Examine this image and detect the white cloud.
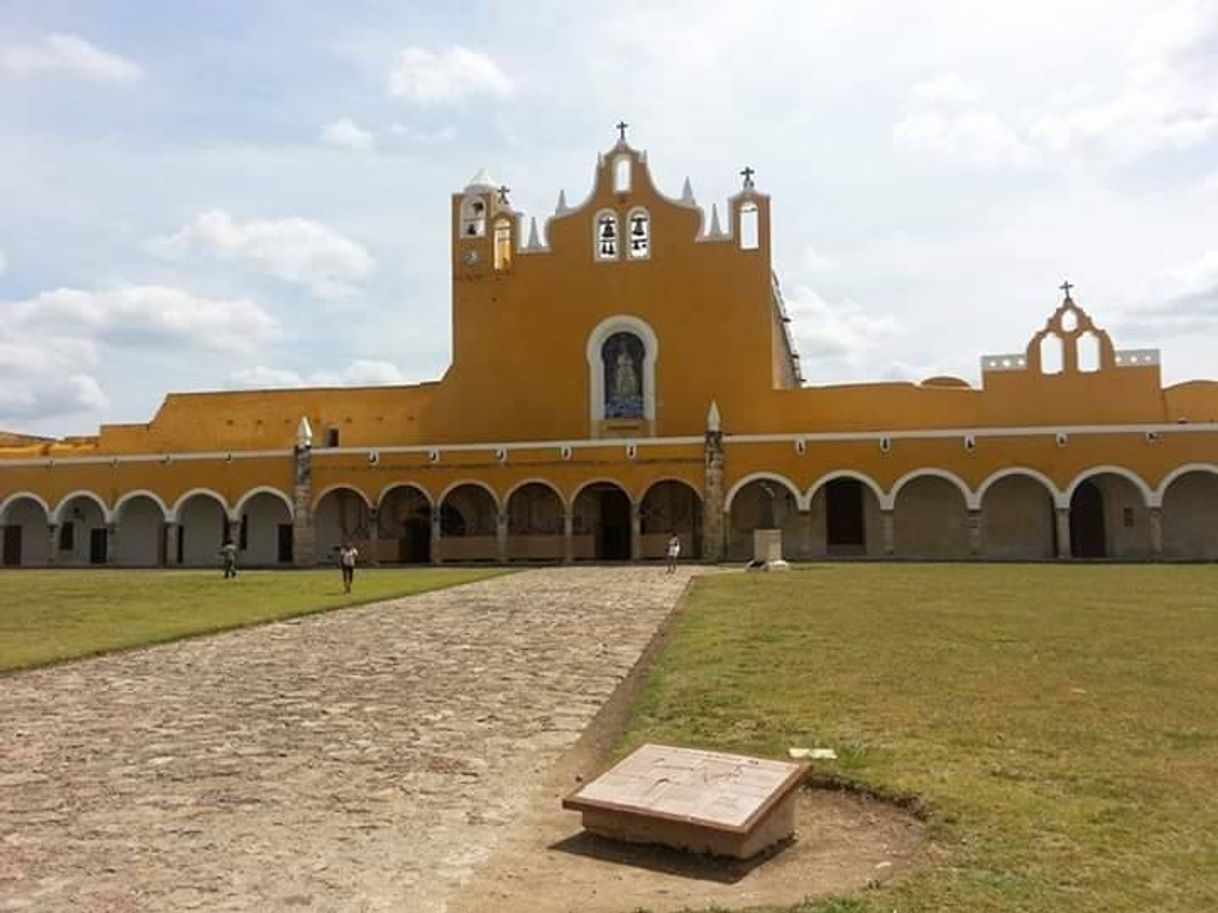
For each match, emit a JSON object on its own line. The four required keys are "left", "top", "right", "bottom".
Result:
{"left": 784, "top": 286, "right": 901, "bottom": 371}
{"left": 388, "top": 46, "right": 513, "bottom": 105}
{"left": 231, "top": 359, "right": 408, "bottom": 389}
{"left": 0, "top": 285, "right": 275, "bottom": 421}
{"left": 1118, "top": 249, "right": 1218, "bottom": 336}
{"left": 389, "top": 123, "right": 457, "bottom": 144}
{"left": 1202, "top": 171, "right": 1218, "bottom": 192}
{"left": 321, "top": 118, "right": 375, "bottom": 151}
{"left": 2, "top": 33, "right": 143, "bottom": 83}
{"left": 0, "top": 248, "right": 7, "bottom": 276}
{"left": 908, "top": 72, "right": 982, "bottom": 107}
{"left": 149, "top": 210, "right": 375, "bottom": 299}
{"left": 894, "top": 75, "right": 1038, "bottom": 167}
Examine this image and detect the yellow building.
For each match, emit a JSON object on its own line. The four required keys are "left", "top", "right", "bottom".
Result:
{"left": 2, "top": 133, "right": 1217, "bottom": 568}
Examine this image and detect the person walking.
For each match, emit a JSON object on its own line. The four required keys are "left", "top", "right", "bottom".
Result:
{"left": 219, "top": 541, "right": 238, "bottom": 579}
{"left": 665, "top": 532, "right": 681, "bottom": 574}
{"left": 338, "top": 542, "right": 359, "bottom": 593}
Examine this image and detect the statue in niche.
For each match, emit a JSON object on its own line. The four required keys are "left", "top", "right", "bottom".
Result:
{"left": 603, "top": 332, "right": 644, "bottom": 419}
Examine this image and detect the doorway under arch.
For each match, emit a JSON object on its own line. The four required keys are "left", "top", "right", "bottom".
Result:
{"left": 573, "top": 482, "right": 632, "bottom": 561}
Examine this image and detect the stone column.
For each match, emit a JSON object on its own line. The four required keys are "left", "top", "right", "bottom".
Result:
{"left": 1149, "top": 506, "right": 1164, "bottom": 560}
{"left": 562, "top": 510, "right": 574, "bottom": 564}
{"left": 1055, "top": 507, "right": 1071, "bottom": 559}
{"left": 162, "top": 521, "right": 178, "bottom": 566}
{"left": 106, "top": 522, "right": 120, "bottom": 566}
{"left": 703, "top": 429, "right": 726, "bottom": 562}
{"left": 226, "top": 518, "right": 241, "bottom": 546}
{"left": 431, "top": 507, "right": 443, "bottom": 565}
{"left": 798, "top": 509, "right": 814, "bottom": 560}
{"left": 496, "top": 510, "right": 508, "bottom": 564}
{"left": 881, "top": 509, "right": 896, "bottom": 557}
{"left": 292, "top": 444, "right": 315, "bottom": 568}
{"left": 367, "top": 508, "right": 380, "bottom": 567}
{"left": 967, "top": 509, "right": 983, "bottom": 558}
{"left": 630, "top": 502, "right": 642, "bottom": 561}
{"left": 46, "top": 522, "right": 58, "bottom": 566}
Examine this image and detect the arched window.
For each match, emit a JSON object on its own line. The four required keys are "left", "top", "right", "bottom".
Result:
{"left": 738, "top": 202, "right": 759, "bottom": 250}
{"left": 602, "top": 331, "right": 645, "bottom": 419}
{"left": 627, "top": 208, "right": 650, "bottom": 259}
{"left": 1040, "top": 334, "right": 1063, "bottom": 374}
{"left": 493, "top": 218, "right": 512, "bottom": 270}
{"left": 614, "top": 156, "right": 631, "bottom": 193}
{"left": 595, "top": 210, "right": 619, "bottom": 260}
{"left": 460, "top": 195, "right": 486, "bottom": 238}
{"left": 1077, "top": 330, "right": 1100, "bottom": 372}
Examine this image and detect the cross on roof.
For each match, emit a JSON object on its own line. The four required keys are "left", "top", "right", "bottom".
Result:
{"left": 616, "top": 121, "right": 629, "bottom": 142}
{"left": 1060, "top": 280, "right": 1074, "bottom": 297}
{"left": 741, "top": 166, "right": 755, "bottom": 188}
{"left": 497, "top": 185, "right": 510, "bottom": 203}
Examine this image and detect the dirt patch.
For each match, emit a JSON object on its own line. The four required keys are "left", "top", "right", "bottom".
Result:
{"left": 451, "top": 577, "right": 933, "bottom": 913}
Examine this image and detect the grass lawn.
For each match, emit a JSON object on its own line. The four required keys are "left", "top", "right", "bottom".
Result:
{"left": 622, "top": 563, "right": 1218, "bottom": 913}
{"left": 0, "top": 566, "right": 509, "bottom": 673}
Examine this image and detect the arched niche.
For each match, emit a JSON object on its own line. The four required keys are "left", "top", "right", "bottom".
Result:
{"left": 726, "top": 476, "right": 803, "bottom": 562}
{"left": 238, "top": 490, "right": 294, "bottom": 566}
{"left": 640, "top": 479, "right": 701, "bottom": 560}
{"left": 1, "top": 494, "right": 50, "bottom": 567}
{"left": 807, "top": 473, "right": 885, "bottom": 558}
{"left": 1068, "top": 471, "right": 1151, "bottom": 559}
{"left": 586, "top": 315, "right": 659, "bottom": 426}
{"left": 978, "top": 472, "right": 1057, "bottom": 559}
{"left": 53, "top": 492, "right": 110, "bottom": 566}
{"left": 314, "top": 486, "right": 373, "bottom": 566}
{"left": 506, "top": 481, "right": 564, "bottom": 561}
{"left": 1160, "top": 468, "right": 1218, "bottom": 560}
{"left": 438, "top": 483, "right": 498, "bottom": 562}
{"left": 115, "top": 493, "right": 169, "bottom": 567}
{"left": 378, "top": 484, "right": 433, "bottom": 564}
{"left": 176, "top": 491, "right": 229, "bottom": 567}
{"left": 572, "top": 481, "right": 632, "bottom": 561}
{"left": 892, "top": 474, "right": 969, "bottom": 558}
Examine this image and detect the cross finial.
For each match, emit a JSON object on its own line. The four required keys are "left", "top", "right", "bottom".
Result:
{"left": 497, "top": 185, "right": 510, "bottom": 203}
{"left": 1060, "top": 279, "right": 1074, "bottom": 298}
{"left": 616, "top": 121, "right": 628, "bottom": 142}
{"left": 740, "top": 166, "right": 755, "bottom": 189}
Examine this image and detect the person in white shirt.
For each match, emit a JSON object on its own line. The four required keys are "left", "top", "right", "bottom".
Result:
{"left": 665, "top": 532, "right": 681, "bottom": 574}
{"left": 338, "top": 542, "right": 359, "bottom": 593}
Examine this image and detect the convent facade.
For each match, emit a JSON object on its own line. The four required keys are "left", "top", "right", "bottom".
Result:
{"left": 2, "top": 133, "right": 1217, "bottom": 568}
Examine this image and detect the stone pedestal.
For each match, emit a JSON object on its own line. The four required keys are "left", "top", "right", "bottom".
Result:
{"left": 748, "top": 528, "right": 789, "bottom": 571}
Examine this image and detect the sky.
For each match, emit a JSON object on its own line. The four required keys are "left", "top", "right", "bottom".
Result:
{"left": 1, "top": 0, "right": 1216, "bottom": 437}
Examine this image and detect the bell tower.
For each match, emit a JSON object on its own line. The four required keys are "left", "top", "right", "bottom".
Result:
{"left": 451, "top": 169, "right": 516, "bottom": 278}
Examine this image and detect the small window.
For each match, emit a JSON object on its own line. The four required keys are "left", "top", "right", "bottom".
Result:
{"left": 627, "top": 208, "right": 650, "bottom": 259}
{"left": 614, "top": 156, "right": 631, "bottom": 193}
{"left": 595, "top": 211, "right": 619, "bottom": 260}
{"left": 493, "top": 219, "right": 512, "bottom": 270}
{"left": 325, "top": 427, "right": 340, "bottom": 448}
{"left": 460, "top": 195, "right": 486, "bottom": 238}
{"left": 739, "top": 202, "right": 759, "bottom": 250}
{"left": 59, "top": 521, "right": 75, "bottom": 551}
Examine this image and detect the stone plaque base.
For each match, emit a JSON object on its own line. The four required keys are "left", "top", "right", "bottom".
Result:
{"left": 748, "top": 529, "right": 789, "bottom": 571}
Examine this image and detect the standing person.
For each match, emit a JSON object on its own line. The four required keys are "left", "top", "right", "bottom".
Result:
{"left": 219, "top": 540, "right": 238, "bottom": 579}
{"left": 665, "top": 532, "right": 681, "bottom": 574}
{"left": 338, "top": 542, "right": 359, "bottom": 593}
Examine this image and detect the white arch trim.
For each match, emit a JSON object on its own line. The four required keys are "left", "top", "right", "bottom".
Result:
{"left": 311, "top": 483, "right": 374, "bottom": 512}
{"left": 1155, "top": 463, "right": 1218, "bottom": 503}
{"left": 639, "top": 476, "right": 704, "bottom": 505}
{"left": 504, "top": 477, "right": 568, "bottom": 510}
{"left": 887, "top": 468, "right": 975, "bottom": 511}
{"left": 723, "top": 472, "right": 806, "bottom": 513}
{"left": 1065, "top": 465, "right": 1156, "bottom": 508}
{"left": 52, "top": 489, "right": 113, "bottom": 524}
{"left": 805, "top": 470, "right": 886, "bottom": 509}
{"left": 975, "top": 467, "right": 1066, "bottom": 510}
{"left": 0, "top": 491, "right": 51, "bottom": 522}
{"left": 113, "top": 489, "right": 171, "bottom": 521}
{"left": 571, "top": 477, "right": 636, "bottom": 507}
{"left": 437, "top": 479, "right": 502, "bottom": 512}
{"left": 170, "top": 488, "right": 231, "bottom": 522}
{"left": 586, "top": 314, "right": 660, "bottom": 425}
{"left": 376, "top": 480, "right": 434, "bottom": 508}
{"left": 233, "top": 486, "right": 295, "bottom": 518}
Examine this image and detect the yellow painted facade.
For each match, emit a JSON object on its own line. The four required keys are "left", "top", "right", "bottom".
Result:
{"left": 2, "top": 136, "right": 1217, "bottom": 566}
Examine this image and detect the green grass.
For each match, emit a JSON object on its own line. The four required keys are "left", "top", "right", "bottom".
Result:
{"left": 622, "top": 564, "right": 1218, "bottom": 913}
{"left": 0, "top": 566, "right": 509, "bottom": 672}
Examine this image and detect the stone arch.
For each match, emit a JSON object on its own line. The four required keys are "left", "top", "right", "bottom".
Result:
{"left": 586, "top": 315, "right": 659, "bottom": 424}
{"left": 114, "top": 491, "right": 169, "bottom": 567}
{"left": 377, "top": 483, "right": 433, "bottom": 564}
{"left": 506, "top": 481, "right": 565, "bottom": 561}
{"left": 572, "top": 479, "right": 633, "bottom": 561}
{"left": 52, "top": 489, "right": 112, "bottom": 524}
{"left": 174, "top": 490, "right": 230, "bottom": 567}
{"left": 1158, "top": 465, "right": 1218, "bottom": 560}
{"left": 505, "top": 477, "right": 568, "bottom": 512}
{"left": 640, "top": 479, "right": 702, "bottom": 560}
{"left": 977, "top": 470, "right": 1058, "bottom": 559}
{"left": 0, "top": 493, "right": 50, "bottom": 566}
{"left": 892, "top": 473, "right": 970, "bottom": 558}
{"left": 887, "top": 468, "right": 975, "bottom": 511}
{"left": 51, "top": 491, "right": 111, "bottom": 566}
{"left": 233, "top": 486, "right": 293, "bottom": 518}
{"left": 806, "top": 470, "right": 885, "bottom": 558}
{"left": 236, "top": 489, "right": 294, "bottom": 566}
{"left": 1067, "top": 468, "right": 1153, "bottom": 558}
{"left": 438, "top": 482, "right": 499, "bottom": 562}
{"left": 314, "top": 485, "right": 374, "bottom": 565}
{"left": 726, "top": 475, "right": 804, "bottom": 561}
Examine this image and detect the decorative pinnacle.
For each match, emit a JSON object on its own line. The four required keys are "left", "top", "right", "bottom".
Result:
{"left": 740, "top": 166, "right": 755, "bottom": 189}
{"left": 296, "top": 416, "right": 313, "bottom": 448}
{"left": 616, "top": 120, "right": 629, "bottom": 142}
{"left": 1060, "top": 279, "right": 1074, "bottom": 299}
{"left": 707, "top": 400, "right": 721, "bottom": 433}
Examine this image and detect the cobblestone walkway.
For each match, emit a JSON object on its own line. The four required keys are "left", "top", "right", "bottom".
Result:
{"left": 1, "top": 567, "right": 698, "bottom": 912}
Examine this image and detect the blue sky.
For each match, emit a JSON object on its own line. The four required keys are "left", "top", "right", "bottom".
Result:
{"left": 2, "top": 1, "right": 1216, "bottom": 435}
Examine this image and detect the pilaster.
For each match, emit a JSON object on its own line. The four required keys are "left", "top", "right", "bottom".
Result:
{"left": 880, "top": 509, "right": 896, "bottom": 557}
{"left": 106, "top": 522, "right": 119, "bottom": 565}
{"left": 1149, "top": 506, "right": 1164, "bottom": 559}
{"left": 562, "top": 510, "right": 574, "bottom": 564}
{"left": 46, "top": 522, "right": 58, "bottom": 566}
{"left": 1055, "top": 507, "right": 1071, "bottom": 559}
{"left": 431, "top": 507, "right": 443, "bottom": 565}
{"left": 292, "top": 442, "right": 315, "bottom": 568}
{"left": 703, "top": 429, "right": 725, "bottom": 562}
{"left": 496, "top": 510, "right": 508, "bottom": 564}
{"left": 967, "top": 509, "right": 983, "bottom": 558}
{"left": 630, "top": 502, "right": 642, "bottom": 562}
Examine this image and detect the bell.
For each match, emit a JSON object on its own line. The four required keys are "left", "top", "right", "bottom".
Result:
{"left": 601, "top": 221, "right": 616, "bottom": 240}
{"left": 632, "top": 217, "right": 646, "bottom": 236}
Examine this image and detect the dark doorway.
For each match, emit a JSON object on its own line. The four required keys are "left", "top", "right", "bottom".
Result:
{"left": 89, "top": 527, "right": 108, "bottom": 565}
{"left": 583, "top": 484, "right": 631, "bottom": 560}
{"left": 277, "top": 524, "right": 294, "bottom": 563}
{"left": 2, "top": 525, "right": 21, "bottom": 566}
{"left": 1070, "top": 480, "right": 1106, "bottom": 558}
{"left": 825, "top": 478, "right": 866, "bottom": 554}
{"left": 400, "top": 516, "right": 432, "bottom": 563}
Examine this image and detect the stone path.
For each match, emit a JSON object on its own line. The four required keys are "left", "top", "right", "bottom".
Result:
{"left": 1, "top": 567, "right": 699, "bottom": 912}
